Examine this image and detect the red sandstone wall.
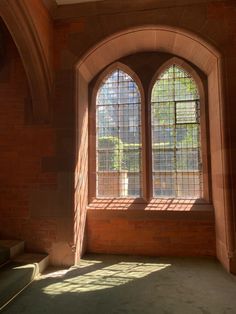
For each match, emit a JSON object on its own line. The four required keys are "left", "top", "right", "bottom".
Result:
{"left": 0, "top": 23, "right": 74, "bottom": 266}
{"left": 26, "top": 0, "right": 54, "bottom": 83}
{"left": 66, "top": 0, "right": 233, "bottom": 269}
{"left": 0, "top": 0, "right": 236, "bottom": 269}
{"left": 86, "top": 210, "right": 216, "bottom": 257}
{"left": 84, "top": 51, "right": 216, "bottom": 257}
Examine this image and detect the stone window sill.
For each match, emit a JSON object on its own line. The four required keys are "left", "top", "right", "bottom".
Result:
{"left": 87, "top": 198, "right": 213, "bottom": 212}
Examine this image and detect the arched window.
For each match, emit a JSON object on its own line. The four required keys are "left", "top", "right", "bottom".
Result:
{"left": 91, "top": 60, "right": 207, "bottom": 202}
{"left": 96, "top": 68, "right": 142, "bottom": 197}
{"left": 151, "top": 64, "right": 202, "bottom": 198}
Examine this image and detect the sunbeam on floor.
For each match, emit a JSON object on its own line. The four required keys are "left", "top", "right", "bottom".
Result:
{"left": 42, "top": 259, "right": 171, "bottom": 295}
{"left": 1, "top": 255, "right": 236, "bottom": 314}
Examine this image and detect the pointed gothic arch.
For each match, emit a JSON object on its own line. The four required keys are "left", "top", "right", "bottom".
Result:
{"left": 75, "top": 26, "right": 235, "bottom": 274}
{"left": 89, "top": 62, "right": 144, "bottom": 200}
{"left": 149, "top": 58, "right": 210, "bottom": 202}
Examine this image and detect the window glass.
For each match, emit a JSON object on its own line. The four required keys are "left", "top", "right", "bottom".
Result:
{"left": 96, "top": 69, "right": 142, "bottom": 197}
{"left": 151, "top": 65, "right": 202, "bottom": 198}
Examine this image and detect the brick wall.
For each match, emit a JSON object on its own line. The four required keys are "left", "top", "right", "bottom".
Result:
{"left": 0, "top": 22, "right": 74, "bottom": 266}
{"left": 1, "top": 0, "right": 236, "bottom": 269}
{"left": 86, "top": 209, "right": 216, "bottom": 257}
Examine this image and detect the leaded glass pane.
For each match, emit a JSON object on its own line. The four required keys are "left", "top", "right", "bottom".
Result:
{"left": 96, "top": 69, "right": 142, "bottom": 197}
{"left": 151, "top": 64, "right": 202, "bottom": 198}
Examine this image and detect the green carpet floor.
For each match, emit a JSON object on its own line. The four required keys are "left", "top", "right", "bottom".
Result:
{"left": 0, "top": 262, "right": 36, "bottom": 307}
{"left": 2, "top": 255, "right": 236, "bottom": 314}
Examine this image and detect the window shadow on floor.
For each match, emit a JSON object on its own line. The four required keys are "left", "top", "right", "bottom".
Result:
{"left": 2, "top": 255, "right": 236, "bottom": 314}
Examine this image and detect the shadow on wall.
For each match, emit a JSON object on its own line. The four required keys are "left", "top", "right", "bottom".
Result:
{"left": 2, "top": 255, "right": 236, "bottom": 314}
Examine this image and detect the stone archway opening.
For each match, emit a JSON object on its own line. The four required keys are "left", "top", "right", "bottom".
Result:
{"left": 75, "top": 26, "right": 233, "bottom": 273}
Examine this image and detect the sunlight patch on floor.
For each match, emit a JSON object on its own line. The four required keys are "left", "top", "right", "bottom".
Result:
{"left": 42, "top": 261, "right": 171, "bottom": 295}
{"left": 12, "top": 265, "right": 35, "bottom": 271}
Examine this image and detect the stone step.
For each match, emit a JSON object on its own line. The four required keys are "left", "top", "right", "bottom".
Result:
{"left": 0, "top": 240, "right": 24, "bottom": 261}
{"left": 0, "top": 252, "right": 49, "bottom": 310}
{"left": 0, "top": 247, "right": 9, "bottom": 266}
{"left": 13, "top": 253, "right": 49, "bottom": 274}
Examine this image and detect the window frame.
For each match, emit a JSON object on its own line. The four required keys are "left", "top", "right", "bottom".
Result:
{"left": 148, "top": 57, "right": 211, "bottom": 202}
{"left": 89, "top": 58, "right": 211, "bottom": 204}
{"left": 89, "top": 62, "right": 147, "bottom": 203}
